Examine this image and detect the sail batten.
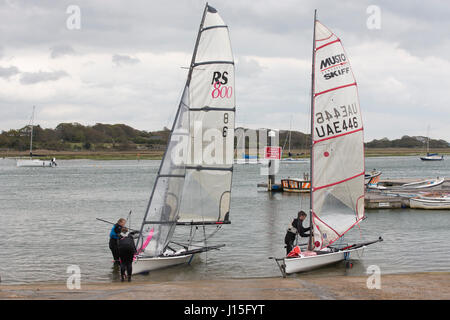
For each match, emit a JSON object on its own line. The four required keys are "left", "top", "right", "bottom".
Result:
{"left": 310, "top": 18, "right": 365, "bottom": 250}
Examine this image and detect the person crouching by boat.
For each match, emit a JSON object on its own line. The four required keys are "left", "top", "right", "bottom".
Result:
{"left": 109, "top": 218, "right": 126, "bottom": 264}
{"left": 284, "top": 211, "right": 311, "bottom": 255}
{"left": 118, "top": 229, "right": 137, "bottom": 282}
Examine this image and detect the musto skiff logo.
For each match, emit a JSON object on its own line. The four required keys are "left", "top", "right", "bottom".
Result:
{"left": 320, "top": 53, "right": 350, "bottom": 80}
{"left": 315, "top": 103, "right": 359, "bottom": 138}
{"left": 211, "top": 71, "right": 232, "bottom": 99}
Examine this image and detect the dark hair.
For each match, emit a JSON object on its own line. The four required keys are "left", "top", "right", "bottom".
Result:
{"left": 298, "top": 211, "right": 307, "bottom": 217}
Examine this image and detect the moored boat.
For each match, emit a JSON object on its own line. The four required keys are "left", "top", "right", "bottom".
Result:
{"left": 365, "top": 170, "right": 381, "bottom": 184}
{"left": 410, "top": 193, "right": 450, "bottom": 209}
{"left": 16, "top": 106, "right": 57, "bottom": 168}
{"left": 281, "top": 178, "right": 310, "bottom": 193}
{"left": 420, "top": 127, "right": 444, "bottom": 161}
{"left": 420, "top": 153, "right": 444, "bottom": 161}
{"left": 17, "top": 158, "right": 57, "bottom": 167}
{"left": 399, "top": 177, "right": 444, "bottom": 189}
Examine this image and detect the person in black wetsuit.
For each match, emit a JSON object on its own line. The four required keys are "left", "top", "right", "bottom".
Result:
{"left": 284, "top": 211, "right": 311, "bottom": 255}
{"left": 109, "top": 218, "right": 126, "bottom": 263}
{"left": 118, "top": 230, "right": 137, "bottom": 282}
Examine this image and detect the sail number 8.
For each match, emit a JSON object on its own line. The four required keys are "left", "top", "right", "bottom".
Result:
{"left": 223, "top": 112, "right": 229, "bottom": 137}
{"left": 212, "top": 82, "right": 233, "bottom": 99}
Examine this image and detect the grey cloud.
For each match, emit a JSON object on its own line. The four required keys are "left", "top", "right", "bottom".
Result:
{"left": 0, "top": 66, "right": 20, "bottom": 79}
{"left": 112, "top": 54, "right": 140, "bottom": 66}
{"left": 1, "top": 1, "right": 449, "bottom": 140}
{"left": 20, "top": 70, "right": 69, "bottom": 85}
{"left": 50, "top": 44, "right": 76, "bottom": 58}
{"left": 236, "top": 57, "right": 264, "bottom": 78}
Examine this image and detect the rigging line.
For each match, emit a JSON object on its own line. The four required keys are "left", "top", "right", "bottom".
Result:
{"left": 281, "top": 130, "right": 289, "bottom": 152}
{"left": 203, "top": 223, "right": 208, "bottom": 267}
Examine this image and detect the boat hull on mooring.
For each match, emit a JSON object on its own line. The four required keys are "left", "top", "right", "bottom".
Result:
{"left": 132, "top": 254, "right": 195, "bottom": 275}
{"left": 284, "top": 247, "right": 365, "bottom": 274}
{"left": 17, "top": 159, "right": 56, "bottom": 167}
{"left": 409, "top": 197, "right": 450, "bottom": 209}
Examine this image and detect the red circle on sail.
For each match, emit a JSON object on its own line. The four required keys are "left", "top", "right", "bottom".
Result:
{"left": 314, "top": 241, "right": 320, "bottom": 247}
{"left": 324, "top": 151, "right": 330, "bottom": 157}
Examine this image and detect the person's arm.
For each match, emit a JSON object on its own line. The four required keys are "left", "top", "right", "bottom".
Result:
{"left": 299, "top": 224, "right": 310, "bottom": 237}
{"left": 299, "top": 230, "right": 310, "bottom": 237}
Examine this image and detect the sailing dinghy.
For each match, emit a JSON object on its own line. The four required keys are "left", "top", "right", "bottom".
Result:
{"left": 132, "top": 4, "right": 235, "bottom": 274}
{"left": 271, "top": 11, "right": 382, "bottom": 276}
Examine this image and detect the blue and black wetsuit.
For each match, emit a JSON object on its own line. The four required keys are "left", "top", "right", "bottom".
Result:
{"left": 284, "top": 218, "right": 311, "bottom": 255}
{"left": 109, "top": 224, "right": 122, "bottom": 262}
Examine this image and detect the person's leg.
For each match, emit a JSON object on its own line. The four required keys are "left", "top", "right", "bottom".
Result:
{"left": 286, "top": 242, "right": 293, "bottom": 255}
{"left": 120, "top": 261, "right": 126, "bottom": 281}
{"left": 110, "top": 239, "right": 120, "bottom": 262}
{"left": 127, "top": 261, "right": 132, "bottom": 281}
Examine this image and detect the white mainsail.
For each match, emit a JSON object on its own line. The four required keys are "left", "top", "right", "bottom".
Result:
{"left": 310, "top": 20, "right": 365, "bottom": 250}
{"left": 137, "top": 4, "right": 234, "bottom": 257}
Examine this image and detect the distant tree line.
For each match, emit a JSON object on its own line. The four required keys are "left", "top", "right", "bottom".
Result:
{"left": 364, "top": 136, "right": 449, "bottom": 148}
{"left": 0, "top": 123, "right": 170, "bottom": 151}
{"left": 0, "top": 123, "right": 448, "bottom": 152}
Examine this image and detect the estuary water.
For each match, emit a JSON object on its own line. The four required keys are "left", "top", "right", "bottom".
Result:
{"left": 0, "top": 156, "right": 449, "bottom": 284}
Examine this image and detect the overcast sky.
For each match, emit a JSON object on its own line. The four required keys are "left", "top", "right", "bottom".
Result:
{"left": 1, "top": 0, "right": 449, "bottom": 141}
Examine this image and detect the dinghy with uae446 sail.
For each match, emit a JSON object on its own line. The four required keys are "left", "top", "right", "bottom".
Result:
{"left": 271, "top": 11, "right": 382, "bottom": 277}
{"left": 131, "top": 4, "right": 235, "bottom": 274}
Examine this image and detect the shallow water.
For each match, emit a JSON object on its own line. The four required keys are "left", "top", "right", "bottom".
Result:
{"left": 0, "top": 156, "right": 449, "bottom": 284}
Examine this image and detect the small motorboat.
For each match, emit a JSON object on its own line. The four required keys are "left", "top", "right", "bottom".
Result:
{"left": 281, "top": 178, "right": 311, "bottom": 193}
{"left": 399, "top": 177, "right": 444, "bottom": 189}
{"left": 410, "top": 193, "right": 450, "bottom": 209}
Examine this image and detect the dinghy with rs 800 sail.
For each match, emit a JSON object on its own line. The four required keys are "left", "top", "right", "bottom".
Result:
{"left": 271, "top": 11, "right": 382, "bottom": 277}
{"left": 132, "top": 3, "right": 235, "bottom": 274}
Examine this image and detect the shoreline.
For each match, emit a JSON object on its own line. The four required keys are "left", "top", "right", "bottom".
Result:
{"left": 1, "top": 272, "right": 449, "bottom": 300}
{"left": 1, "top": 148, "right": 449, "bottom": 161}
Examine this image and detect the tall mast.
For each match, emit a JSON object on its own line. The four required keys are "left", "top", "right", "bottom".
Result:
{"left": 29, "top": 106, "right": 35, "bottom": 158}
{"left": 288, "top": 117, "right": 292, "bottom": 154}
{"left": 186, "top": 3, "right": 209, "bottom": 86}
{"left": 308, "top": 10, "right": 317, "bottom": 251}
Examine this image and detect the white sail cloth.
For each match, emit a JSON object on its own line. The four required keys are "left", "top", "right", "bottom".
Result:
{"left": 311, "top": 21, "right": 365, "bottom": 249}
{"left": 138, "top": 5, "right": 234, "bottom": 257}
{"left": 179, "top": 6, "right": 235, "bottom": 224}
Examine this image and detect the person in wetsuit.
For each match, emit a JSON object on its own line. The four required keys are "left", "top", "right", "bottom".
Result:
{"left": 118, "top": 229, "right": 137, "bottom": 282}
{"left": 284, "top": 211, "right": 311, "bottom": 255}
{"left": 109, "top": 218, "right": 126, "bottom": 263}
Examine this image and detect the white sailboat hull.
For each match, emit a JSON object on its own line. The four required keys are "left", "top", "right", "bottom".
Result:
{"left": 420, "top": 155, "right": 444, "bottom": 161}
{"left": 132, "top": 254, "right": 195, "bottom": 275}
{"left": 16, "top": 159, "right": 56, "bottom": 167}
{"left": 410, "top": 197, "right": 450, "bottom": 209}
{"left": 284, "top": 247, "right": 365, "bottom": 274}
